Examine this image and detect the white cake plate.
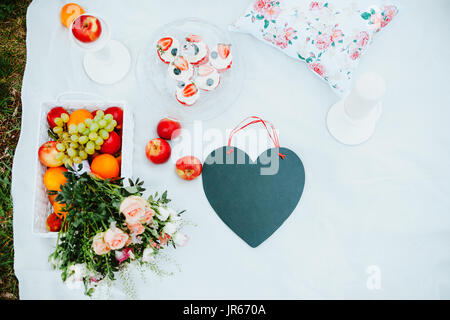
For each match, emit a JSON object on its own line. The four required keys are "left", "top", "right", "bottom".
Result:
{"left": 83, "top": 39, "right": 131, "bottom": 85}
{"left": 327, "top": 98, "right": 382, "bottom": 146}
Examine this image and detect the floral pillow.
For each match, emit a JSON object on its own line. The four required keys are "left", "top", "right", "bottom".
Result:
{"left": 230, "top": 0, "right": 398, "bottom": 96}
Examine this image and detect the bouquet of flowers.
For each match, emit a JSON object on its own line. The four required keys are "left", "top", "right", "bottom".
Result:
{"left": 49, "top": 167, "right": 188, "bottom": 296}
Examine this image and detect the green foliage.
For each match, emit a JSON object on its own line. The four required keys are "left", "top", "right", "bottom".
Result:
{"left": 50, "top": 168, "right": 181, "bottom": 296}
{"left": 0, "top": 0, "right": 32, "bottom": 299}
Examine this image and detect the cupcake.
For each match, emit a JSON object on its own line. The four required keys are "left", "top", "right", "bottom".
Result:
{"left": 156, "top": 37, "right": 180, "bottom": 64}
{"left": 195, "top": 65, "right": 220, "bottom": 91}
{"left": 168, "top": 56, "right": 194, "bottom": 82}
{"left": 182, "top": 34, "right": 209, "bottom": 65}
{"left": 210, "top": 43, "right": 232, "bottom": 72}
{"left": 175, "top": 82, "right": 200, "bottom": 106}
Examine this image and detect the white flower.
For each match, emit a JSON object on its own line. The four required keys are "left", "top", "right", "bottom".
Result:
{"left": 72, "top": 160, "right": 91, "bottom": 176}
{"left": 49, "top": 254, "right": 61, "bottom": 269}
{"left": 142, "top": 247, "right": 156, "bottom": 263}
{"left": 173, "top": 232, "right": 189, "bottom": 247}
{"left": 65, "top": 263, "right": 87, "bottom": 290}
{"left": 168, "top": 208, "right": 182, "bottom": 221}
{"left": 163, "top": 222, "right": 178, "bottom": 236}
{"left": 157, "top": 206, "right": 170, "bottom": 221}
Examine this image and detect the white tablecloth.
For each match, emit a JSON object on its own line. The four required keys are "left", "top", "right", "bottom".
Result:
{"left": 12, "top": 0, "right": 450, "bottom": 299}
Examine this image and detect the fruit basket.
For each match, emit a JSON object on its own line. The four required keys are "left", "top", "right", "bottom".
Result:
{"left": 32, "top": 93, "right": 134, "bottom": 237}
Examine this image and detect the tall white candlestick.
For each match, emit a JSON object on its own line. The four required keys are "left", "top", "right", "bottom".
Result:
{"left": 344, "top": 72, "right": 386, "bottom": 120}
{"left": 327, "top": 71, "right": 387, "bottom": 145}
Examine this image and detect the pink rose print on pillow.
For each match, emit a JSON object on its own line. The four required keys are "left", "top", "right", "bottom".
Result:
{"left": 357, "top": 31, "right": 370, "bottom": 48}
{"left": 315, "top": 33, "right": 332, "bottom": 50}
{"left": 309, "top": 62, "right": 325, "bottom": 77}
{"left": 380, "top": 5, "right": 398, "bottom": 28}
{"left": 309, "top": 1, "right": 324, "bottom": 11}
{"left": 361, "top": 5, "right": 398, "bottom": 32}
{"left": 254, "top": 0, "right": 270, "bottom": 14}
{"left": 264, "top": 26, "right": 298, "bottom": 49}
{"left": 284, "top": 27, "right": 296, "bottom": 41}
{"left": 349, "top": 49, "right": 361, "bottom": 60}
{"left": 331, "top": 29, "right": 344, "bottom": 42}
{"left": 265, "top": 4, "right": 281, "bottom": 20}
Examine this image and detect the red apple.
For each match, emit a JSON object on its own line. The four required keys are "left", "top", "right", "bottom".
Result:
{"left": 157, "top": 118, "right": 181, "bottom": 140}
{"left": 47, "top": 107, "right": 68, "bottom": 129}
{"left": 71, "top": 15, "right": 102, "bottom": 43}
{"left": 145, "top": 138, "right": 171, "bottom": 164}
{"left": 100, "top": 131, "right": 121, "bottom": 155}
{"left": 46, "top": 213, "right": 62, "bottom": 232}
{"left": 175, "top": 156, "right": 202, "bottom": 180}
{"left": 39, "top": 141, "right": 63, "bottom": 167}
{"left": 104, "top": 107, "right": 123, "bottom": 129}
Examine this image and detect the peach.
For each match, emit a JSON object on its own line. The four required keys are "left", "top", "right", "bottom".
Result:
{"left": 39, "top": 141, "right": 63, "bottom": 167}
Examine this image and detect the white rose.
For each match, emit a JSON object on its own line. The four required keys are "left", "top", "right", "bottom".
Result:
{"left": 157, "top": 206, "right": 170, "bottom": 221}
{"left": 173, "top": 232, "right": 189, "bottom": 247}
{"left": 168, "top": 208, "right": 182, "bottom": 221}
{"left": 65, "top": 263, "right": 86, "bottom": 290}
{"left": 163, "top": 222, "right": 178, "bottom": 236}
{"left": 142, "top": 247, "right": 156, "bottom": 263}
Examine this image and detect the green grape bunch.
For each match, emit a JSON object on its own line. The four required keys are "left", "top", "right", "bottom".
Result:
{"left": 52, "top": 110, "right": 118, "bottom": 167}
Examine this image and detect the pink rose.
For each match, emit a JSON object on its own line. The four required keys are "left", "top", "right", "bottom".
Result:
{"left": 284, "top": 27, "right": 296, "bottom": 41}
{"left": 92, "top": 232, "right": 110, "bottom": 255}
{"left": 309, "top": 62, "right": 325, "bottom": 76}
{"left": 274, "top": 35, "right": 288, "bottom": 49}
{"left": 309, "top": 1, "right": 323, "bottom": 11}
{"left": 115, "top": 248, "right": 133, "bottom": 264}
{"left": 120, "top": 196, "right": 147, "bottom": 224}
{"left": 127, "top": 222, "right": 145, "bottom": 236}
{"left": 104, "top": 224, "right": 129, "bottom": 250}
{"left": 254, "top": 0, "right": 270, "bottom": 14}
{"left": 315, "top": 34, "right": 332, "bottom": 50}
{"left": 357, "top": 31, "right": 370, "bottom": 48}
{"left": 264, "top": 5, "right": 281, "bottom": 20}
{"left": 349, "top": 49, "right": 361, "bottom": 60}
{"left": 331, "top": 29, "right": 343, "bottom": 42}
{"left": 380, "top": 5, "right": 397, "bottom": 28}
{"left": 143, "top": 206, "right": 155, "bottom": 224}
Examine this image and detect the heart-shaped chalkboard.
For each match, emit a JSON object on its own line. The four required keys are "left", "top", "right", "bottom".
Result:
{"left": 202, "top": 146, "right": 305, "bottom": 247}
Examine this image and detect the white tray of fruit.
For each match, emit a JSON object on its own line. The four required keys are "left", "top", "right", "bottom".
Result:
{"left": 33, "top": 93, "right": 133, "bottom": 237}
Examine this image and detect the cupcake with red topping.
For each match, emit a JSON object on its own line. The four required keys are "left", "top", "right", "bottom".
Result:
{"left": 156, "top": 37, "right": 180, "bottom": 64}
{"left": 168, "top": 56, "right": 194, "bottom": 82}
{"left": 182, "top": 34, "right": 209, "bottom": 65}
{"left": 175, "top": 82, "right": 200, "bottom": 106}
{"left": 195, "top": 64, "right": 220, "bottom": 91}
{"left": 210, "top": 43, "right": 232, "bottom": 72}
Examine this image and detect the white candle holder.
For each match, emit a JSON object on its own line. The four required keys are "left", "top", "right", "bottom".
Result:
{"left": 327, "top": 72, "right": 386, "bottom": 145}
{"left": 70, "top": 14, "right": 131, "bottom": 85}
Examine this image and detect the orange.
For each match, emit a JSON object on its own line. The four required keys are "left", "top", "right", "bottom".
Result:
{"left": 67, "top": 109, "right": 93, "bottom": 129}
{"left": 91, "top": 154, "right": 120, "bottom": 179}
{"left": 53, "top": 201, "right": 68, "bottom": 219}
{"left": 60, "top": 3, "right": 85, "bottom": 28}
{"left": 43, "top": 167, "right": 68, "bottom": 192}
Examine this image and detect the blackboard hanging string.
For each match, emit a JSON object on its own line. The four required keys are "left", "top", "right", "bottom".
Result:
{"left": 227, "top": 116, "right": 286, "bottom": 159}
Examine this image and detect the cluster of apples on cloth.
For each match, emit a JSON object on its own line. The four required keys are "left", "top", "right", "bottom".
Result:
{"left": 146, "top": 119, "right": 202, "bottom": 181}
{"left": 38, "top": 106, "right": 124, "bottom": 232}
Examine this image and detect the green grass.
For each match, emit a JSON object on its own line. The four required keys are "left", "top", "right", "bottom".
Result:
{"left": 0, "top": 0, "right": 31, "bottom": 300}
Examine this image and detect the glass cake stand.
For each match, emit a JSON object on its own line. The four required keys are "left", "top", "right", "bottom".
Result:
{"left": 136, "top": 18, "right": 244, "bottom": 122}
